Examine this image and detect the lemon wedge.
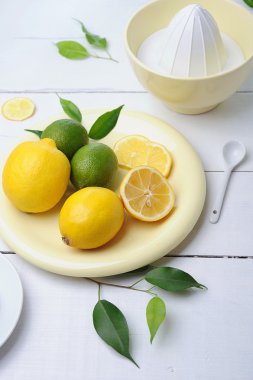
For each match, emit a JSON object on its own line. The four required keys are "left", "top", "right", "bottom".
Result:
{"left": 2, "top": 97, "right": 35, "bottom": 121}
{"left": 120, "top": 166, "right": 175, "bottom": 222}
{"left": 114, "top": 135, "right": 172, "bottom": 177}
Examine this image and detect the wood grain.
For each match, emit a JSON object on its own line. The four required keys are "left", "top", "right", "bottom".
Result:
{"left": 0, "top": 0, "right": 252, "bottom": 92}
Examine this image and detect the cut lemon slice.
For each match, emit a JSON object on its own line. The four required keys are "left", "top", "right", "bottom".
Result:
{"left": 114, "top": 135, "right": 172, "bottom": 177}
{"left": 2, "top": 97, "right": 35, "bottom": 121}
{"left": 120, "top": 166, "right": 175, "bottom": 222}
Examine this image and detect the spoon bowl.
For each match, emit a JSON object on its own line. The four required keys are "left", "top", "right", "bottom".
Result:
{"left": 223, "top": 140, "right": 246, "bottom": 168}
{"left": 210, "top": 140, "right": 246, "bottom": 224}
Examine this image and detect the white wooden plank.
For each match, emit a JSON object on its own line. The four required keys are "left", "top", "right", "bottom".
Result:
{"left": 1, "top": 92, "right": 252, "bottom": 171}
{"left": 0, "top": 39, "right": 142, "bottom": 92}
{"left": 239, "top": 73, "right": 253, "bottom": 93}
{"left": 0, "top": 0, "right": 252, "bottom": 91}
{"left": 1, "top": 0, "right": 251, "bottom": 40}
{"left": 1, "top": 171, "right": 252, "bottom": 256}
{"left": 0, "top": 255, "right": 253, "bottom": 380}
{"left": 0, "top": 0, "right": 148, "bottom": 39}
{"left": 171, "top": 171, "right": 253, "bottom": 257}
{"left": 0, "top": 0, "right": 145, "bottom": 91}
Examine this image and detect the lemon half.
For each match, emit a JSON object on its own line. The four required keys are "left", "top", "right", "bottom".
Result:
{"left": 120, "top": 166, "right": 175, "bottom": 222}
{"left": 114, "top": 135, "right": 172, "bottom": 177}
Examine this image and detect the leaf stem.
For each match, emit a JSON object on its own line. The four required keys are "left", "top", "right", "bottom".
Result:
{"left": 90, "top": 53, "right": 118, "bottom": 63}
{"left": 87, "top": 278, "right": 155, "bottom": 296}
{"left": 106, "top": 49, "right": 119, "bottom": 63}
{"left": 106, "top": 49, "right": 112, "bottom": 59}
{"left": 128, "top": 278, "right": 144, "bottom": 288}
{"left": 196, "top": 283, "right": 208, "bottom": 290}
{"left": 146, "top": 290, "right": 158, "bottom": 297}
{"left": 98, "top": 283, "right": 101, "bottom": 300}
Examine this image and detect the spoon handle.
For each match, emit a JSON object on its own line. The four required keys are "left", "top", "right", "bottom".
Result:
{"left": 209, "top": 169, "right": 232, "bottom": 224}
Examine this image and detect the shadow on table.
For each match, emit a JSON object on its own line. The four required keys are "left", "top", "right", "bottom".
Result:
{"left": 171, "top": 222, "right": 204, "bottom": 256}
{"left": 165, "top": 184, "right": 209, "bottom": 258}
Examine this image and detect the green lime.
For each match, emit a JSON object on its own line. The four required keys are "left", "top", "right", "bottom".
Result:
{"left": 41, "top": 119, "right": 88, "bottom": 159}
{"left": 70, "top": 142, "right": 118, "bottom": 189}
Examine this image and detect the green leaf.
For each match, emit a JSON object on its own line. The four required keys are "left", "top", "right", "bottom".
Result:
{"left": 93, "top": 300, "right": 138, "bottom": 367}
{"left": 73, "top": 18, "right": 88, "bottom": 34}
{"left": 145, "top": 267, "right": 207, "bottom": 292}
{"left": 243, "top": 0, "right": 253, "bottom": 7}
{"left": 74, "top": 19, "right": 107, "bottom": 49}
{"left": 146, "top": 297, "right": 166, "bottom": 343}
{"left": 88, "top": 105, "right": 124, "bottom": 140}
{"left": 86, "top": 33, "right": 107, "bottom": 49}
{"left": 55, "top": 41, "right": 90, "bottom": 59}
{"left": 25, "top": 129, "right": 42, "bottom": 138}
{"left": 58, "top": 96, "right": 82, "bottom": 122}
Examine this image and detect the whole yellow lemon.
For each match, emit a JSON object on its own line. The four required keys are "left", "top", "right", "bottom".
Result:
{"left": 59, "top": 187, "right": 125, "bottom": 249}
{"left": 2, "top": 138, "right": 70, "bottom": 213}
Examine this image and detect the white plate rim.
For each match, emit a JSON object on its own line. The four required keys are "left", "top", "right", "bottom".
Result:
{"left": 0, "top": 253, "right": 23, "bottom": 347}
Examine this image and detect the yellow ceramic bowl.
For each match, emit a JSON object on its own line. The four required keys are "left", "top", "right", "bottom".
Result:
{"left": 125, "top": 0, "right": 253, "bottom": 114}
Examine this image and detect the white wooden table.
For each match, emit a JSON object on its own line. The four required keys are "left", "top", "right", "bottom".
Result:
{"left": 1, "top": 1, "right": 253, "bottom": 379}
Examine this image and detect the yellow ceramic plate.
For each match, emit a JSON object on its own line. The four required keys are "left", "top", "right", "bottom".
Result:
{"left": 0, "top": 110, "right": 206, "bottom": 277}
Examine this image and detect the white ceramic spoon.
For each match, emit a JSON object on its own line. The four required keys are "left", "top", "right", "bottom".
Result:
{"left": 209, "top": 141, "right": 246, "bottom": 224}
